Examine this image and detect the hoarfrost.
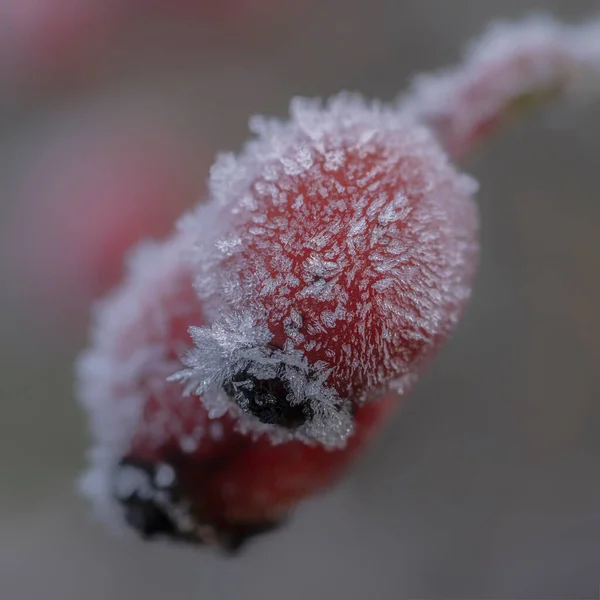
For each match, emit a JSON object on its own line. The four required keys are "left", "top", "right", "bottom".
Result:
{"left": 76, "top": 230, "right": 204, "bottom": 527}
{"left": 169, "top": 312, "right": 354, "bottom": 449}
{"left": 186, "top": 92, "right": 478, "bottom": 404}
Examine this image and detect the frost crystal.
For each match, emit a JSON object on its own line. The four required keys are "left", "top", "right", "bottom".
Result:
{"left": 77, "top": 231, "right": 197, "bottom": 457}
{"left": 169, "top": 312, "right": 353, "bottom": 449}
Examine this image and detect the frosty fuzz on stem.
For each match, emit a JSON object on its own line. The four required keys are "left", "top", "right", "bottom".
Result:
{"left": 400, "top": 15, "right": 600, "bottom": 157}
{"left": 77, "top": 14, "right": 600, "bottom": 549}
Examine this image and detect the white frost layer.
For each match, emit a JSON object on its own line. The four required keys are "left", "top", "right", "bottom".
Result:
{"left": 76, "top": 229, "right": 198, "bottom": 527}
{"left": 184, "top": 92, "right": 477, "bottom": 407}
{"left": 400, "top": 14, "right": 600, "bottom": 153}
{"left": 169, "top": 312, "right": 353, "bottom": 449}
{"left": 77, "top": 230, "right": 195, "bottom": 458}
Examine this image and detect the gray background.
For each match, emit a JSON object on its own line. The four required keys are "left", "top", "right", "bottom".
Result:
{"left": 1, "top": 0, "right": 599, "bottom": 598}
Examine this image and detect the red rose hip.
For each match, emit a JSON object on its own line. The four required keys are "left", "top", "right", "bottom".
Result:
{"left": 78, "top": 93, "right": 478, "bottom": 550}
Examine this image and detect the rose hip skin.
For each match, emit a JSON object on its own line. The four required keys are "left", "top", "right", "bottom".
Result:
{"left": 219, "top": 132, "right": 477, "bottom": 403}
{"left": 79, "top": 95, "right": 478, "bottom": 549}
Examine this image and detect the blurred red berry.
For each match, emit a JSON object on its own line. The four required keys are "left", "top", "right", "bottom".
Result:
{"left": 78, "top": 94, "right": 478, "bottom": 550}
{"left": 0, "top": 0, "right": 121, "bottom": 87}
{"left": 5, "top": 117, "right": 203, "bottom": 325}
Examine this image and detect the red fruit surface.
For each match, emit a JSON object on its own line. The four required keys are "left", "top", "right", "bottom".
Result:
{"left": 78, "top": 94, "right": 479, "bottom": 549}
{"left": 179, "top": 95, "right": 479, "bottom": 447}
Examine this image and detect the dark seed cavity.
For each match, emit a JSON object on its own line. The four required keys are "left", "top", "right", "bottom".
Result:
{"left": 223, "top": 366, "right": 313, "bottom": 429}
{"left": 113, "top": 458, "right": 284, "bottom": 553}
{"left": 123, "top": 495, "right": 179, "bottom": 540}
{"left": 113, "top": 458, "right": 204, "bottom": 545}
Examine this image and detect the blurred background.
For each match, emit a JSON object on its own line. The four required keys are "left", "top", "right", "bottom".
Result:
{"left": 1, "top": 0, "right": 599, "bottom": 598}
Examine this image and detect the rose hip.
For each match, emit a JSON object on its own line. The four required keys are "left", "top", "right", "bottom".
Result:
{"left": 78, "top": 94, "right": 478, "bottom": 549}
{"left": 78, "top": 14, "right": 600, "bottom": 551}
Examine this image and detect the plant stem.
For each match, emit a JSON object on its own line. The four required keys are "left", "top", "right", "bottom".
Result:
{"left": 399, "top": 15, "right": 600, "bottom": 159}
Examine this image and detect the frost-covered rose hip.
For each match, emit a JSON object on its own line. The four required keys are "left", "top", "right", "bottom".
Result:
{"left": 79, "top": 93, "right": 478, "bottom": 549}
{"left": 172, "top": 94, "right": 478, "bottom": 448}
{"left": 78, "top": 13, "right": 600, "bottom": 550}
